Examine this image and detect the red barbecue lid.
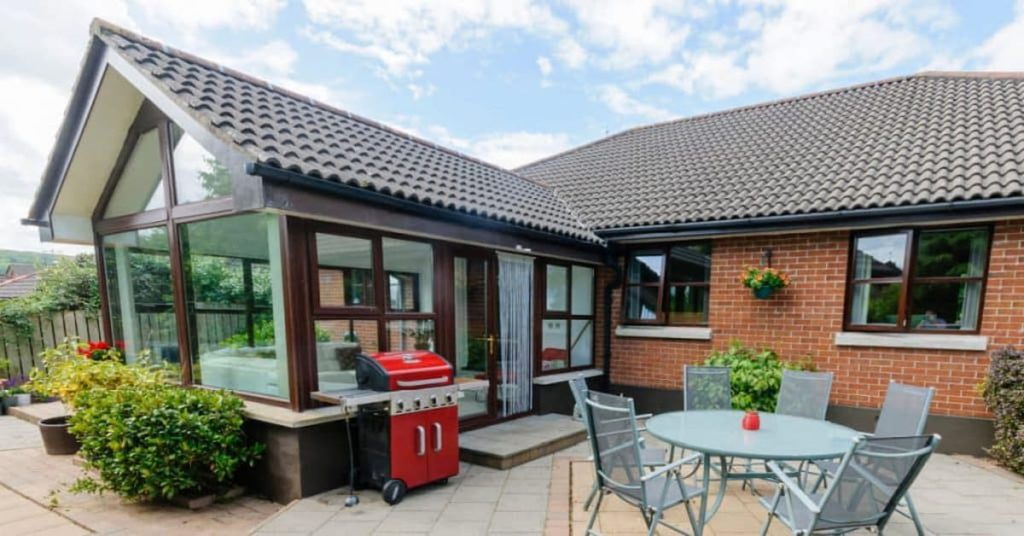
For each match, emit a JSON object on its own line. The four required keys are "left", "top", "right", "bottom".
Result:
{"left": 371, "top": 350, "right": 451, "bottom": 373}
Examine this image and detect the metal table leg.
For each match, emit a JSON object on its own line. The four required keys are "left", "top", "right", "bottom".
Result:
{"left": 695, "top": 454, "right": 730, "bottom": 536}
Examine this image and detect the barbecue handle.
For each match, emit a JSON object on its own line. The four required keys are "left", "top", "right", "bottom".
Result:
{"left": 416, "top": 426, "right": 426, "bottom": 456}
{"left": 433, "top": 422, "right": 442, "bottom": 452}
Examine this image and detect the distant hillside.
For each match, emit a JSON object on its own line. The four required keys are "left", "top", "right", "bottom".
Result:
{"left": 0, "top": 249, "right": 68, "bottom": 273}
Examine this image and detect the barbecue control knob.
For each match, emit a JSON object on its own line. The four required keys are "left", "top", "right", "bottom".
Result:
{"left": 396, "top": 400, "right": 405, "bottom": 412}
{"left": 430, "top": 395, "right": 438, "bottom": 406}
{"left": 445, "top": 393, "right": 454, "bottom": 404}
{"left": 413, "top": 398, "right": 422, "bottom": 409}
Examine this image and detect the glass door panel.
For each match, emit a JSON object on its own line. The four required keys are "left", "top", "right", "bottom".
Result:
{"left": 453, "top": 255, "right": 492, "bottom": 420}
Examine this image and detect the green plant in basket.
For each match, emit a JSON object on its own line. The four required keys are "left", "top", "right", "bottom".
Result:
{"left": 704, "top": 340, "right": 813, "bottom": 412}
{"left": 69, "top": 385, "right": 263, "bottom": 502}
{"left": 738, "top": 266, "right": 790, "bottom": 298}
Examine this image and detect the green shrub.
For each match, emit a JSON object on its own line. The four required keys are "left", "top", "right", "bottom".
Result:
{"left": 69, "top": 385, "right": 263, "bottom": 501}
{"left": 29, "top": 340, "right": 168, "bottom": 409}
{"left": 982, "top": 347, "right": 1024, "bottom": 474}
{"left": 704, "top": 341, "right": 813, "bottom": 412}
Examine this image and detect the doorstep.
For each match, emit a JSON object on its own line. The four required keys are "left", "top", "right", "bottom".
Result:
{"left": 459, "top": 413, "right": 586, "bottom": 470}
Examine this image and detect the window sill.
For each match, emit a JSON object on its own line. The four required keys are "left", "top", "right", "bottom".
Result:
{"left": 243, "top": 400, "right": 351, "bottom": 428}
{"left": 834, "top": 331, "right": 988, "bottom": 352}
{"left": 533, "top": 368, "right": 603, "bottom": 385}
{"left": 615, "top": 325, "right": 712, "bottom": 340}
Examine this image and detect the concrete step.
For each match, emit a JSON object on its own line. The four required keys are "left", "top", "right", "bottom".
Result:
{"left": 459, "top": 413, "right": 585, "bottom": 470}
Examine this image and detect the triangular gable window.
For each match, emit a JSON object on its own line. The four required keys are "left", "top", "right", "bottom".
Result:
{"left": 171, "top": 124, "right": 230, "bottom": 204}
{"left": 104, "top": 128, "right": 166, "bottom": 218}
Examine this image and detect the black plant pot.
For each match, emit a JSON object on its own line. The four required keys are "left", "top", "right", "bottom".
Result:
{"left": 39, "top": 415, "right": 81, "bottom": 455}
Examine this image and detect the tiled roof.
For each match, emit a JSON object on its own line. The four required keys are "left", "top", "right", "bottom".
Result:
{"left": 94, "top": 22, "right": 596, "bottom": 243}
{"left": 516, "top": 73, "right": 1024, "bottom": 231}
{"left": 0, "top": 273, "right": 38, "bottom": 299}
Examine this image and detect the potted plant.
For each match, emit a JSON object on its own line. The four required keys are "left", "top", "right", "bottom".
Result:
{"left": 2, "top": 375, "right": 32, "bottom": 407}
{"left": 739, "top": 266, "right": 790, "bottom": 299}
{"left": 29, "top": 340, "right": 164, "bottom": 455}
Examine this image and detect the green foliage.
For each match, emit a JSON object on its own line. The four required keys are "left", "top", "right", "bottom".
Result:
{"left": 69, "top": 385, "right": 263, "bottom": 502}
{"left": 220, "top": 318, "right": 329, "bottom": 349}
{"left": 0, "top": 249, "right": 63, "bottom": 273}
{"left": 29, "top": 340, "right": 168, "bottom": 409}
{"left": 199, "top": 157, "right": 232, "bottom": 198}
{"left": 0, "top": 255, "right": 99, "bottom": 338}
{"left": 738, "top": 266, "right": 791, "bottom": 291}
{"left": 982, "top": 347, "right": 1024, "bottom": 475}
{"left": 704, "top": 341, "right": 813, "bottom": 412}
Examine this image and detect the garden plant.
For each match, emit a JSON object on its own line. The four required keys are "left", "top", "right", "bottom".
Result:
{"left": 982, "top": 347, "right": 1024, "bottom": 475}
{"left": 704, "top": 340, "right": 813, "bottom": 412}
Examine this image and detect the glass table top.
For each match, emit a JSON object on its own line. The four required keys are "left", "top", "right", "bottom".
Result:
{"left": 646, "top": 410, "right": 861, "bottom": 460}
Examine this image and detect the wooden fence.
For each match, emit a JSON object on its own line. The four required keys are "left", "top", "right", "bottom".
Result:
{"left": 0, "top": 311, "right": 102, "bottom": 378}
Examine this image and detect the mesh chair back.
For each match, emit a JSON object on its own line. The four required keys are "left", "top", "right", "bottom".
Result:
{"left": 585, "top": 391, "right": 646, "bottom": 502}
{"left": 683, "top": 366, "right": 732, "bottom": 410}
{"left": 875, "top": 382, "right": 935, "bottom": 437}
{"left": 776, "top": 370, "right": 834, "bottom": 420}
{"left": 568, "top": 376, "right": 589, "bottom": 422}
{"left": 818, "top": 435, "right": 938, "bottom": 529}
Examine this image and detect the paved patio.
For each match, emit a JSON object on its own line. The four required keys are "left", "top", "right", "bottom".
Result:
{"left": 0, "top": 416, "right": 281, "bottom": 535}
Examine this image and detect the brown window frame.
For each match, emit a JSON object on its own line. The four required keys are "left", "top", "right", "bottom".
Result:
{"left": 843, "top": 225, "right": 993, "bottom": 334}
{"left": 306, "top": 222, "right": 440, "bottom": 388}
{"left": 536, "top": 261, "right": 597, "bottom": 375}
{"left": 620, "top": 242, "right": 711, "bottom": 327}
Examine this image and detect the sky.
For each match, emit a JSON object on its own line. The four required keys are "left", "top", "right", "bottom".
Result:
{"left": 1, "top": 0, "right": 1022, "bottom": 254}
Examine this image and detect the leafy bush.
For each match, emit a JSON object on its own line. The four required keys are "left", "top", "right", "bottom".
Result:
{"left": 982, "top": 347, "right": 1024, "bottom": 474}
{"left": 704, "top": 341, "right": 813, "bottom": 411}
{"left": 0, "top": 256, "right": 99, "bottom": 338}
{"left": 738, "top": 266, "right": 791, "bottom": 292}
{"left": 29, "top": 340, "right": 167, "bottom": 409}
{"left": 221, "top": 318, "right": 330, "bottom": 349}
{"left": 69, "top": 385, "right": 263, "bottom": 501}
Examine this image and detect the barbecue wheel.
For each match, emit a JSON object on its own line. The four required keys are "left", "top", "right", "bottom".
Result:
{"left": 382, "top": 479, "right": 407, "bottom": 505}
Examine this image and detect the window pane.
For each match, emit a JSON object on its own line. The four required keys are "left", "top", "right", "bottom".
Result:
{"left": 853, "top": 233, "right": 907, "bottom": 279}
{"left": 667, "top": 244, "right": 711, "bottom": 283}
{"left": 102, "top": 227, "right": 178, "bottom": 365}
{"left": 910, "top": 281, "right": 982, "bottom": 331}
{"left": 386, "top": 319, "right": 436, "bottom": 351}
{"left": 540, "top": 318, "right": 568, "bottom": 371}
{"left": 666, "top": 285, "right": 709, "bottom": 325}
{"left": 571, "top": 265, "right": 594, "bottom": 315}
{"left": 316, "top": 233, "right": 375, "bottom": 307}
{"left": 171, "top": 124, "right": 230, "bottom": 204}
{"left": 848, "top": 282, "right": 901, "bottom": 326}
{"left": 624, "top": 286, "right": 660, "bottom": 321}
{"left": 315, "top": 319, "right": 378, "bottom": 391}
{"left": 546, "top": 265, "right": 568, "bottom": 311}
{"left": 915, "top": 228, "right": 989, "bottom": 278}
{"left": 626, "top": 252, "right": 664, "bottom": 284}
{"left": 104, "top": 129, "right": 166, "bottom": 218}
{"left": 383, "top": 238, "right": 433, "bottom": 313}
{"left": 181, "top": 213, "right": 289, "bottom": 398}
{"left": 570, "top": 319, "right": 593, "bottom": 368}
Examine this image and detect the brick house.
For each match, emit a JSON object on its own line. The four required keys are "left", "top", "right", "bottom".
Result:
{"left": 26, "top": 19, "right": 1024, "bottom": 500}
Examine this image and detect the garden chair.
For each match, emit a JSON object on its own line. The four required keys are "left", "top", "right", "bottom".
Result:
{"left": 760, "top": 434, "right": 940, "bottom": 535}
{"left": 569, "top": 377, "right": 667, "bottom": 511}
{"left": 813, "top": 381, "right": 935, "bottom": 535}
{"left": 776, "top": 370, "right": 834, "bottom": 421}
{"left": 584, "top": 390, "right": 703, "bottom": 536}
{"left": 683, "top": 365, "right": 732, "bottom": 411}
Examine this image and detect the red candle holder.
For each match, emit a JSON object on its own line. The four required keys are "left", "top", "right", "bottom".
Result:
{"left": 741, "top": 410, "right": 761, "bottom": 431}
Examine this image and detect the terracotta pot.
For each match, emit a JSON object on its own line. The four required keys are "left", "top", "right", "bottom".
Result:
{"left": 39, "top": 415, "right": 81, "bottom": 455}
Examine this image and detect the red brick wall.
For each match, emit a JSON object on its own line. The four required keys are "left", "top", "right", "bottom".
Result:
{"left": 604, "top": 220, "right": 1024, "bottom": 419}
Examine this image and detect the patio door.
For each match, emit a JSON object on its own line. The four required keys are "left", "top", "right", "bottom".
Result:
{"left": 452, "top": 250, "right": 497, "bottom": 424}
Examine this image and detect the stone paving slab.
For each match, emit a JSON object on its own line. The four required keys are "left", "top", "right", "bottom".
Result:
{"left": 0, "top": 415, "right": 43, "bottom": 451}
{"left": 460, "top": 414, "right": 585, "bottom": 470}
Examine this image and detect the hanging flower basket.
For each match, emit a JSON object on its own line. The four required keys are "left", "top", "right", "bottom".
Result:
{"left": 739, "top": 266, "right": 790, "bottom": 299}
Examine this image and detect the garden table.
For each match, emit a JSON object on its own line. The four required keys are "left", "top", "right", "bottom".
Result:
{"left": 646, "top": 410, "right": 859, "bottom": 536}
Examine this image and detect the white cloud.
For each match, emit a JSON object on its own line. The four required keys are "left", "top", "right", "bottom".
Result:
{"left": 132, "top": 0, "right": 286, "bottom": 34}
{"left": 537, "top": 56, "right": 553, "bottom": 77}
{"left": 554, "top": 37, "right": 588, "bottom": 69}
{"left": 596, "top": 85, "right": 673, "bottom": 121}
{"left": 302, "top": 0, "right": 567, "bottom": 78}
{"left": 562, "top": 0, "right": 693, "bottom": 70}
{"left": 973, "top": 0, "right": 1024, "bottom": 70}
{"left": 407, "top": 83, "right": 436, "bottom": 100}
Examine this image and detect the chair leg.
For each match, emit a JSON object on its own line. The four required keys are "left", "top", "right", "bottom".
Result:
{"left": 583, "top": 481, "right": 598, "bottom": 511}
{"left": 585, "top": 490, "right": 603, "bottom": 535}
{"left": 904, "top": 493, "right": 926, "bottom": 536}
{"left": 760, "top": 485, "right": 783, "bottom": 536}
{"left": 647, "top": 507, "right": 663, "bottom": 536}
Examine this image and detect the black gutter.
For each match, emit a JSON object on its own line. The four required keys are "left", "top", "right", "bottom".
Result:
{"left": 601, "top": 246, "right": 621, "bottom": 391}
{"left": 248, "top": 162, "right": 605, "bottom": 250}
{"left": 597, "top": 197, "right": 1024, "bottom": 241}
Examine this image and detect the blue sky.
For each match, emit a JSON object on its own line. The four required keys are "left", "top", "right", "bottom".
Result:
{"left": 2, "top": 0, "right": 1023, "bottom": 252}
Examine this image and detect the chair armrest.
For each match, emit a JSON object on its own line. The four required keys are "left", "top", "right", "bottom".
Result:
{"left": 642, "top": 452, "right": 702, "bottom": 481}
{"left": 766, "top": 461, "right": 820, "bottom": 514}
{"left": 636, "top": 413, "right": 653, "bottom": 420}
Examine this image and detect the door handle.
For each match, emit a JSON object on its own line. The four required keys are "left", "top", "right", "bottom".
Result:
{"left": 487, "top": 334, "right": 496, "bottom": 354}
{"left": 433, "top": 422, "right": 442, "bottom": 452}
{"left": 416, "top": 425, "right": 426, "bottom": 456}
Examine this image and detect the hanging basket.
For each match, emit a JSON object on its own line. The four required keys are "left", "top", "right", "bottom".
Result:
{"left": 753, "top": 286, "right": 775, "bottom": 299}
